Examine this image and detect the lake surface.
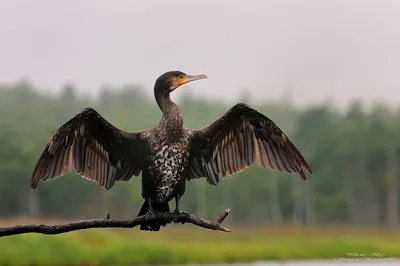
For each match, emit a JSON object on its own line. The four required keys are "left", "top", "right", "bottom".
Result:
{"left": 193, "top": 260, "right": 400, "bottom": 266}
{"left": 251, "top": 260, "right": 399, "bottom": 266}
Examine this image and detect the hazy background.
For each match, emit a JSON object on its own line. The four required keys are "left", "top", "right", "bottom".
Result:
{"left": 1, "top": 1, "right": 400, "bottom": 265}
{"left": 1, "top": 0, "right": 400, "bottom": 107}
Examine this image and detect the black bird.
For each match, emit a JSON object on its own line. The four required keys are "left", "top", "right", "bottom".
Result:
{"left": 31, "top": 71, "right": 312, "bottom": 231}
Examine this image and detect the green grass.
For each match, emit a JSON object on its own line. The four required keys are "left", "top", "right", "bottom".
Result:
{"left": 1, "top": 221, "right": 399, "bottom": 265}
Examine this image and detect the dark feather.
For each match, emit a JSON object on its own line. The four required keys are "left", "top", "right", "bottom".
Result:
{"left": 31, "top": 108, "right": 147, "bottom": 190}
{"left": 187, "top": 103, "right": 312, "bottom": 185}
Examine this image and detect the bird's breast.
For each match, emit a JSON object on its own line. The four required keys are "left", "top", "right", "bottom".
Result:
{"left": 149, "top": 141, "right": 189, "bottom": 201}
{"left": 152, "top": 143, "right": 188, "bottom": 177}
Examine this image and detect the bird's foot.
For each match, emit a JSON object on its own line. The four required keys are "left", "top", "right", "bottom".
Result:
{"left": 174, "top": 210, "right": 189, "bottom": 215}
{"left": 145, "top": 210, "right": 156, "bottom": 217}
{"left": 172, "top": 209, "right": 188, "bottom": 224}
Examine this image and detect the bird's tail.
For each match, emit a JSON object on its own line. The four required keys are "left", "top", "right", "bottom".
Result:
{"left": 137, "top": 200, "right": 170, "bottom": 231}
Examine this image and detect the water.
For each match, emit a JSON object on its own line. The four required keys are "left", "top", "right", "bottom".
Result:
{"left": 248, "top": 260, "right": 399, "bottom": 266}
{"left": 190, "top": 260, "right": 400, "bottom": 266}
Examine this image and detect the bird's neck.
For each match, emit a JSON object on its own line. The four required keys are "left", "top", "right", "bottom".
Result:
{"left": 155, "top": 90, "right": 172, "bottom": 112}
{"left": 156, "top": 93, "right": 184, "bottom": 137}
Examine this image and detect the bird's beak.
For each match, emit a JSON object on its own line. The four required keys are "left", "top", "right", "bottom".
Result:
{"left": 177, "top": 74, "right": 208, "bottom": 86}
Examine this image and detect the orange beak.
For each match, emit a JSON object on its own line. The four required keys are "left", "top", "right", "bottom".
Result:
{"left": 176, "top": 74, "right": 208, "bottom": 87}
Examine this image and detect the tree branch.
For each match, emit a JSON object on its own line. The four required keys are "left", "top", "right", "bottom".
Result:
{"left": 0, "top": 209, "right": 231, "bottom": 237}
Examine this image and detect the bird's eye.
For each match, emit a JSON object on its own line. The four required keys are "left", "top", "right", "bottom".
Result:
{"left": 179, "top": 75, "right": 183, "bottom": 79}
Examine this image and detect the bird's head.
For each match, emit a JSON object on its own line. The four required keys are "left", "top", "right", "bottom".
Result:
{"left": 154, "top": 71, "right": 208, "bottom": 94}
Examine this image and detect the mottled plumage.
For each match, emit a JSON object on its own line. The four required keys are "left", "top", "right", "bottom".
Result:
{"left": 31, "top": 70, "right": 312, "bottom": 231}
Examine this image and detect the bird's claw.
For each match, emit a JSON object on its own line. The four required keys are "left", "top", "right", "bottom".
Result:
{"left": 180, "top": 211, "right": 189, "bottom": 224}
{"left": 172, "top": 210, "right": 188, "bottom": 224}
{"left": 145, "top": 210, "right": 155, "bottom": 217}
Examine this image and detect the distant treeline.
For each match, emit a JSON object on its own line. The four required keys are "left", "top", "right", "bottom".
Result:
{"left": 0, "top": 80, "right": 399, "bottom": 227}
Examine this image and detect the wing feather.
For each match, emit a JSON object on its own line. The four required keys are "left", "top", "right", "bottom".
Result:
{"left": 31, "top": 108, "right": 147, "bottom": 190}
{"left": 187, "top": 103, "right": 312, "bottom": 185}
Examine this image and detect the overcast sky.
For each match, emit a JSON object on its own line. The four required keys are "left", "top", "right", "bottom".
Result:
{"left": 1, "top": 0, "right": 399, "bottom": 108}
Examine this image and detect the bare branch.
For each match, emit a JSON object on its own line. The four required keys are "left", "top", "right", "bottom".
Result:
{"left": 0, "top": 209, "right": 231, "bottom": 237}
{"left": 217, "top": 208, "right": 231, "bottom": 223}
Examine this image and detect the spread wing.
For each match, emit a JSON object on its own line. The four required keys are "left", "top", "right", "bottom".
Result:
{"left": 187, "top": 103, "right": 312, "bottom": 185}
{"left": 31, "top": 108, "right": 148, "bottom": 190}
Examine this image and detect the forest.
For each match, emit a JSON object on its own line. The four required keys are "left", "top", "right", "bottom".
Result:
{"left": 1, "top": 79, "right": 400, "bottom": 264}
{"left": 1, "top": 78, "right": 399, "bottom": 228}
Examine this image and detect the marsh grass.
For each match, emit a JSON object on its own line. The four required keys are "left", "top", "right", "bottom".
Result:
{"left": 1, "top": 218, "right": 399, "bottom": 265}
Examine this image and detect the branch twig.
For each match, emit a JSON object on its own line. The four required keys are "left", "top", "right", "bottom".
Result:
{"left": 0, "top": 209, "right": 231, "bottom": 238}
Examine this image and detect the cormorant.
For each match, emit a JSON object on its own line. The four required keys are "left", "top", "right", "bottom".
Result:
{"left": 31, "top": 71, "right": 312, "bottom": 231}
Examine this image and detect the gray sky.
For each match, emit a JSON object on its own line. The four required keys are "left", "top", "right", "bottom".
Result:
{"left": 1, "top": 0, "right": 400, "bottom": 108}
